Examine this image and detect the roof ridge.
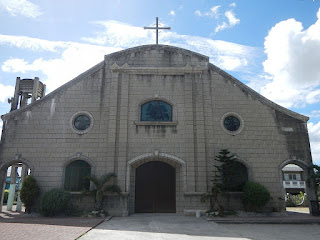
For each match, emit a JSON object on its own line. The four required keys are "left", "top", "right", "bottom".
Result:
{"left": 104, "top": 44, "right": 209, "bottom": 61}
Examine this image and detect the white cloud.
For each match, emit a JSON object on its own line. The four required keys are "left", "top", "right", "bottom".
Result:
{"left": 0, "top": 20, "right": 260, "bottom": 92}
{"left": 82, "top": 21, "right": 149, "bottom": 47}
{"left": 0, "top": 34, "right": 121, "bottom": 91}
{"left": 195, "top": 5, "right": 240, "bottom": 33}
{"left": 169, "top": 10, "right": 175, "bottom": 16}
{"left": 0, "top": 84, "right": 15, "bottom": 103}
{"left": 306, "top": 89, "right": 320, "bottom": 104}
{"left": 0, "top": 34, "right": 68, "bottom": 52}
{"left": 0, "top": 0, "right": 42, "bottom": 18}
{"left": 195, "top": 10, "right": 202, "bottom": 16}
{"left": 309, "top": 110, "right": 320, "bottom": 118}
{"left": 225, "top": 10, "right": 240, "bottom": 26}
{"left": 2, "top": 58, "right": 32, "bottom": 73}
{"left": 81, "top": 20, "right": 259, "bottom": 72}
{"left": 216, "top": 55, "right": 247, "bottom": 71}
{"left": 261, "top": 8, "right": 320, "bottom": 108}
{"left": 308, "top": 121, "right": 320, "bottom": 165}
{"left": 195, "top": 6, "right": 220, "bottom": 18}
{"left": 215, "top": 22, "right": 229, "bottom": 33}
{"left": 215, "top": 10, "right": 240, "bottom": 33}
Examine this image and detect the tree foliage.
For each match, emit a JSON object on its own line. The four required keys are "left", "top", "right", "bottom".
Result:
{"left": 307, "top": 164, "right": 320, "bottom": 196}
{"left": 20, "top": 175, "right": 40, "bottom": 213}
{"left": 83, "top": 173, "right": 121, "bottom": 211}
{"left": 202, "top": 149, "right": 245, "bottom": 214}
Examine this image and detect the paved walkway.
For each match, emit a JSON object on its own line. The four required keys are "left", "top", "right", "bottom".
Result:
{"left": 79, "top": 213, "right": 320, "bottom": 240}
{"left": 0, "top": 207, "right": 104, "bottom": 240}
{"left": 1, "top": 207, "right": 319, "bottom": 240}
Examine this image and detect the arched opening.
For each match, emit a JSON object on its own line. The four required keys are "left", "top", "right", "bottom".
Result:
{"left": 140, "top": 100, "right": 172, "bottom": 122}
{"left": 64, "top": 160, "right": 91, "bottom": 192}
{"left": 281, "top": 163, "right": 308, "bottom": 210}
{"left": 221, "top": 161, "right": 249, "bottom": 192}
{"left": 135, "top": 161, "right": 176, "bottom": 213}
{"left": 0, "top": 160, "right": 31, "bottom": 212}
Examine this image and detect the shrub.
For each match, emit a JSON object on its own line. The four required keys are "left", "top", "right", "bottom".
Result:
{"left": 243, "top": 182, "right": 270, "bottom": 211}
{"left": 3, "top": 189, "right": 9, "bottom": 204}
{"left": 40, "top": 188, "right": 71, "bottom": 216}
{"left": 20, "top": 176, "right": 40, "bottom": 213}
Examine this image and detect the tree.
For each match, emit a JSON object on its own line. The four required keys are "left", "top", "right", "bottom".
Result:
{"left": 308, "top": 164, "right": 320, "bottom": 197}
{"left": 201, "top": 149, "right": 239, "bottom": 214}
{"left": 20, "top": 175, "right": 40, "bottom": 213}
{"left": 83, "top": 173, "right": 121, "bottom": 211}
{"left": 215, "top": 149, "right": 239, "bottom": 211}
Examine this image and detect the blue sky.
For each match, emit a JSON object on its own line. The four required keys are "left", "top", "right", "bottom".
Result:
{"left": 0, "top": 0, "right": 320, "bottom": 165}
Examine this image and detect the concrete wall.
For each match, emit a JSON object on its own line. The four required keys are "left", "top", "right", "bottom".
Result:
{"left": 0, "top": 45, "right": 313, "bottom": 215}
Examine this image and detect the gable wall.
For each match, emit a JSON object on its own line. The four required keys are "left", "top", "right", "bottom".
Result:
{"left": 0, "top": 45, "right": 312, "bottom": 213}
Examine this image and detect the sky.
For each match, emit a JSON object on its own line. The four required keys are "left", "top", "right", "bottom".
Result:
{"left": 0, "top": 0, "right": 319, "bottom": 165}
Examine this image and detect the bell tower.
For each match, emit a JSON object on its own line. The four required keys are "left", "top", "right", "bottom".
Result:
{"left": 8, "top": 77, "right": 46, "bottom": 111}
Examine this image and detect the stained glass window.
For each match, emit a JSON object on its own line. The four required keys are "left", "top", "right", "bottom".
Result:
{"left": 223, "top": 116, "right": 240, "bottom": 132}
{"left": 64, "top": 160, "right": 91, "bottom": 191}
{"left": 141, "top": 101, "right": 172, "bottom": 121}
{"left": 74, "top": 115, "right": 91, "bottom": 131}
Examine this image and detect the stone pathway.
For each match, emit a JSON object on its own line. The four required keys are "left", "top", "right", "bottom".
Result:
{"left": 0, "top": 207, "right": 104, "bottom": 240}
{"left": 1, "top": 207, "right": 319, "bottom": 240}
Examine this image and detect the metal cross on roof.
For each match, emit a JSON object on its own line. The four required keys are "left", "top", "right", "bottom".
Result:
{"left": 144, "top": 17, "right": 171, "bottom": 45}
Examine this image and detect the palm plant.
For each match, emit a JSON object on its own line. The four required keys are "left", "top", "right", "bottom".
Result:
{"left": 83, "top": 173, "right": 121, "bottom": 211}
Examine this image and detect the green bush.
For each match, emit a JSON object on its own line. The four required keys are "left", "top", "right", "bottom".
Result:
{"left": 20, "top": 176, "right": 40, "bottom": 213}
{"left": 243, "top": 182, "right": 270, "bottom": 211}
{"left": 3, "top": 189, "right": 9, "bottom": 204}
{"left": 40, "top": 188, "right": 71, "bottom": 216}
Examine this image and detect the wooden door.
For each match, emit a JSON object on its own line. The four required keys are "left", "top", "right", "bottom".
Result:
{"left": 135, "top": 161, "right": 176, "bottom": 213}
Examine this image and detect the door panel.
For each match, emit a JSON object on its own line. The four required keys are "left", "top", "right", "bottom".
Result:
{"left": 135, "top": 161, "right": 176, "bottom": 213}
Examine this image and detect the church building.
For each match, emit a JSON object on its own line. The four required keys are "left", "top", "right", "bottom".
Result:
{"left": 0, "top": 44, "right": 315, "bottom": 216}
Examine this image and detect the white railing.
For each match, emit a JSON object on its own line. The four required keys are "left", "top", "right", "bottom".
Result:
{"left": 283, "top": 181, "right": 306, "bottom": 189}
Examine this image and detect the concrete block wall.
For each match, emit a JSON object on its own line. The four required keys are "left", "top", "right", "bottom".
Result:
{"left": 0, "top": 45, "right": 312, "bottom": 214}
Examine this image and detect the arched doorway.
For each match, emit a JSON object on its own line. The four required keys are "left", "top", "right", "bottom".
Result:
{"left": 0, "top": 156, "right": 33, "bottom": 212}
{"left": 281, "top": 163, "right": 308, "bottom": 209}
{"left": 279, "top": 159, "right": 317, "bottom": 213}
{"left": 135, "top": 161, "right": 176, "bottom": 213}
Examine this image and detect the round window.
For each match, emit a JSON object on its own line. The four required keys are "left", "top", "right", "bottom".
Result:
{"left": 220, "top": 112, "right": 244, "bottom": 135}
{"left": 70, "top": 111, "right": 94, "bottom": 134}
{"left": 223, "top": 116, "right": 240, "bottom": 132}
{"left": 74, "top": 115, "right": 91, "bottom": 131}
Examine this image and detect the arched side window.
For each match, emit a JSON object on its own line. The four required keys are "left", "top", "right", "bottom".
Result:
{"left": 141, "top": 100, "right": 172, "bottom": 122}
{"left": 64, "top": 160, "right": 91, "bottom": 191}
{"left": 222, "top": 161, "right": 248, "bottom": 192}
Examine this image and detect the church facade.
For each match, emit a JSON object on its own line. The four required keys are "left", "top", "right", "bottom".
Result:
{"left": 0, "top": 45, "right": 315, "bottom": 215}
